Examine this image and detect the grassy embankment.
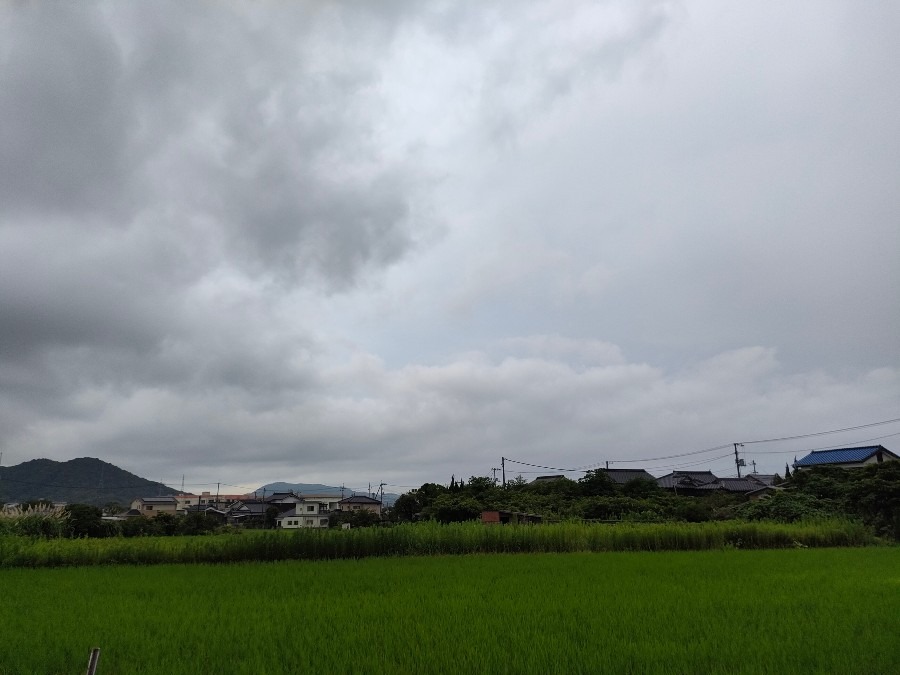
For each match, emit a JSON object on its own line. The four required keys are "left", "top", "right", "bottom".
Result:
{"left": 1, "top": 547, "right": 898, "bottom": 674}
{"left": 0, "top": 519, "right": 875, "bottom": 568}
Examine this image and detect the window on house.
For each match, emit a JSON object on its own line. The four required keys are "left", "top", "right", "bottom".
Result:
{"left": 145, "top": 505, "right": 153, "bottom": 510}
{"left": 320, "top": 519, "right": 328, "bottom": 526}
{"left": 307, "top": 505, "right": 315, "bottom": 512}
{"left": 306, "top": 519, "right": 313, "bottom": 525}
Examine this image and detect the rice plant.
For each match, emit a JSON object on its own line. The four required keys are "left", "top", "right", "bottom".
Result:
{"left": 0, "top": 548, "right": 897, "bottom": 674}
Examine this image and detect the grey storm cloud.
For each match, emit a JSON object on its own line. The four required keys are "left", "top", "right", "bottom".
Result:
{"left": 1, "top": 0, "right": 898, "bottom": 490}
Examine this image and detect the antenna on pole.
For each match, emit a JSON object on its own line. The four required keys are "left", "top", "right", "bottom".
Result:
{"left": 501, "top": 457, "right": 506, "bottom": 488}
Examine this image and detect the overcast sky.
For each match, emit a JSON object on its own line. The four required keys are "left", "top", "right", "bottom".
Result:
{"left": 1, "top": 0, "right": 898, "bottom": 495}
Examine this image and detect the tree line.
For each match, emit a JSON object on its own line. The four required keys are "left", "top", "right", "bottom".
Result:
{"left": 388, "top": 463, "right": 900, "bottom": 539}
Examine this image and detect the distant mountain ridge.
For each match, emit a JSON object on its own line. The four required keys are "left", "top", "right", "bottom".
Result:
{"left": 257, "top": 482, "right": 400, "bottom": 506}
{"left": 0, "top": 457, "right": 177, "bottom": 507}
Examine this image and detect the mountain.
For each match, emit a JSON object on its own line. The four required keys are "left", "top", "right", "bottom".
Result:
{"left": 257, "top": 482, "right": 401, "bottom": 507}
{"left": 0, "top": 457, "right": 177, "bottom": 507}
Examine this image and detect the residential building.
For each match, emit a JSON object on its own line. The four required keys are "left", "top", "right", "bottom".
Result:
{"left": 599, "top": 469, "right": 656, "bottom": 485}
{"left": 129, "top": 496, "right": 178, "bottom": 518}
{"left": 338, "top": 495, "right": 382, "bottom": 516}
{"left": 793, "top": 446, "right": 899, "bottom": 471}
{"left": 276, "top": 508, "right": 330, "bottom": 529}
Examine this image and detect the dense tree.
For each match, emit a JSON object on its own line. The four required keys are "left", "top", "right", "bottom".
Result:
{"left": 64, "top": 504, "right": 104, "bottom": 538}
{"left": 578, "top": 470, "right": 617, "bottom": 497}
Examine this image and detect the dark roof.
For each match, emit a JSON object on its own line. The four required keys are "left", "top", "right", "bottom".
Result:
{"left": 137, "top": 496, "right": 177, "bottom": 504}
{"left": 532, "top": 475, "right": 566, "bottom": 482}
{"left": 717, "top": 478, "right": 759, "bottom": 493}
{"left": 184, "top": 505, "right": 228, "bottom": 515}
{"left": 600, "top": 469, "right": 656, "bottom": 485}
{"left": 794, "top": 446, "right": 897, "bottom": 467}
{"left": 747, "top": 474, "right": 777, "bottom": 486}
{"left": 262, "top": 492, "right": 301, "bottom": 502}
{"left": 339, "top": 495, "right": 381, "bottom": 504}
{"left": 656, "top": 471, "right": 718, "bottom": 489}
{"left": 230, "top": 502, "right": 268, "bottom": 515}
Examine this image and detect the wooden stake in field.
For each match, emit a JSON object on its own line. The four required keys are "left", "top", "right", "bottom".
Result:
{"left": 86, "top": 648, "right": 101, "bottom": 675}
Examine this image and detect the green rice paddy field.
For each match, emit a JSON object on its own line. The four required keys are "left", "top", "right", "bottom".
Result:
{"left": 2, "top": 548, "right": 898, "bottom": 674}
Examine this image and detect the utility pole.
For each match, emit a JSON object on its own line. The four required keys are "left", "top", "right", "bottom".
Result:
{"left": 491, "top": 467, "right": 499, "bottom": 484}
{"left": 501, "top": 457, "right": 506, "bottom": 488}
{"left": 751, "top": 460, "right": 757, "bottom": 474}
{"left": 605, "top": 461, "right": 609, "bottom": 470}
{"left": 734, "top": 443, "right": 744, "bottom": 478}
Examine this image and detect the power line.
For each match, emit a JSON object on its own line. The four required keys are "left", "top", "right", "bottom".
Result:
{"left": 741, "top": 430, "right": 900, "bottom": 455}
{"left": 739, "top": 416, "right": 900, "bottom": 445}
{"left": 591, "top": 444, "right": 732, "bottom": 466}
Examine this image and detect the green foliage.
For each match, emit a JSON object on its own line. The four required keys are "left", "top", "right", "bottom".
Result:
{"left": 0, "top": 520, "right": 874, "bottom": 569}
{"left": 329, "top": 509, "right": 381, "bottom": 528}
{"left": 621, "top": 478, "right": 660, "bottom": 498}
{"left": 64, "top": 504, "right": 104, "bottom": 538}
{"left": 735, "top": 492, "right": 838, "bottom": 523}
{"left": 0, "top": 457, "right": 176, "bottom": 506}
{"left": 578, "top": 470, "right": 617, "bottom": 497}
{"left": 427, "top": 494, "right": 482, "bottom": 523}
{"left": 3, "top": 549, "right": 899, "bottom": 674}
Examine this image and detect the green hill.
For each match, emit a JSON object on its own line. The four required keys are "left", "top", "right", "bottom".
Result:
{"left": 0, "top": 457, "right": 176, "bottom": 507}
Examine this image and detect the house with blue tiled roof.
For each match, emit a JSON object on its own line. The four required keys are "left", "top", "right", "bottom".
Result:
{"left": 793, "top": 445, "right": 898, "bottom": 470}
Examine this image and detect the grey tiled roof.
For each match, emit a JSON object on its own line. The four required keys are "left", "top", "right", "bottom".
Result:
{"left": 600, "top": 469, "right": 656, "bottom": 485}
{"left": 656, "top": 471, "right": 718, "bottom": 489}
{"left": 339, "top": 495, "right": 381, "bottom": 504}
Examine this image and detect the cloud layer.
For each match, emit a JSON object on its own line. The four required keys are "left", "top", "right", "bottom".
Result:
{"left": 1, "top": 1, "right": 898, "bottom": 491}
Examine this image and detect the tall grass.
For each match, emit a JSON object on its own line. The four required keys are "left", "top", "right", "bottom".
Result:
{"left": 0, "top": 518, "right": 875, "bottom": 568}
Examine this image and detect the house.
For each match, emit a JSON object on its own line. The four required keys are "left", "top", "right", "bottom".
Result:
{"left": 129, "top": 496, "right": 178, "bottom": 518}
{"left": 656, "top": 471, "right": 721, "bottom": 493}
{"left": 793, "top": 445, "right": 899, "bottom": 470}
{"left": 599, "top": 469, "right": 656, "bottom": 485}
{"left": 174, "top": 492, "right": 246, "bottom": 512}
{"left": 276, "top": 508, "right": 330, "bottom": 529}
{"left": 482, "top": 510, "right": 543, "bottom": 525}
{"left": 338, "top": 495, "right": 382, "bottom": 516}
{"left": 656, "top": 471, "right": 763, "bottom": 495}
{"left": 299, "top": 494, "right": 342, "bottom": 512}
{"left": 226, "top": 500, "right": 269, "bottom": 525}
{"left": 717, "top": 477, "right": 763, "bottom": 493}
